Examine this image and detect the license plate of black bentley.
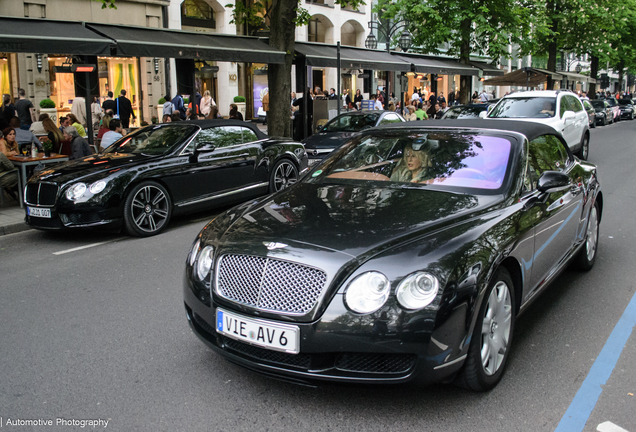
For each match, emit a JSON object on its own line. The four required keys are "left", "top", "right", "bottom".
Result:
{"left": 27, "top": 206, "right": 51, "bottom": 218}
{"left": 216, "top": 308, "right": 300, "bottom": 354}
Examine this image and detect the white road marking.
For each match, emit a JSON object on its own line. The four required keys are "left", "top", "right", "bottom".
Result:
{"left": 597, "top": 421, "right": 630, "bottom": 432}
{"left": 53, "top": 238, "right": 124, "bottom": 255}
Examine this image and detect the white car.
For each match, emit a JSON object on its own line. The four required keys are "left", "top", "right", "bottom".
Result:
{"left": 482, "top": 90, "right": 590, "bottom": 160}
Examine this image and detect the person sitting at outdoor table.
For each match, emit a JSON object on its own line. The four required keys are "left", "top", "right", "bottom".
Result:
{"left": 1, "top": 128, "right": 19, "bottom": 156}
{"left": 58, "top": 116, "right": 70, "bottom": 134}
{"left": 162, "top": 114, "right": 172, "bottom": 123}
{"left": 67, "top": 114, "right": 87, "bottom": 138}
{"left": 29, "top": 113, "right": 49, "bottom": 136}
{"left": 390, "top": 143, "right": 431, "bottom": 183}
{"left": 63, "top": 126, "right": 93, "bottom": 160}
{"left": 9, "top": 117, "right": 41, "bottom": 150}
{"left": 100, "top": 119, "right": 124, "bottom": 150}
{"left": 97, "top": 112, "right": 112, "bottom": 139}
{"left": 43, "top": 117, "right": 63, "bottom": 153}
{"left": 229, "top": 104, "right": 244, "bottom": 121}
{"left": 206, "top": 106, "right": 220, "bottom": 120}
{"left": 0, "top": 150, "right": 19, "bottom": 198}
{"left": 405, "top": 105, "right": 417, "bottom": 121}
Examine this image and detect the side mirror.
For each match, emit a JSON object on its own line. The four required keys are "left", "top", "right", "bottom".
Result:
{"left": 479, "top": 110, "right": 488, "bottom": 119}
{"left": 563, "top": 110, "right": 576, "bottom": 122}
{"left": 537, "top": 171, "right": 570, "bottom": 193}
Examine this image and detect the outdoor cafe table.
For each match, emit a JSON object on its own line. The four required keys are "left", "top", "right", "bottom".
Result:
{"left": 8, "top": 153, "right": 69, "bottom": 209}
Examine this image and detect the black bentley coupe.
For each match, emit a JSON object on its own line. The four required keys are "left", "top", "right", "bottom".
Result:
{"left": 184, "top": 119, "right": 602, "bottom": 391}
{"left": 24, "top": 120, "right": 308, "bottom": 236}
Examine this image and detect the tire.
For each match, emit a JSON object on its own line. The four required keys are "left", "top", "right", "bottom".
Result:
{"left": 575, "top": 133, "right": 589, "bottom": 160}
{"left": 123, "top": 181, "right": 172, "bottom": 237}
{"left": 269, "top": 159, "right": 299, "bottom": 193}
{"left": 455, "top": 268, "right": 515, "bottom": 392}
{"left": 590, "top": 119, "right": 596, "bottom": 128}
{"left": 572, "top": 201, "right": 600, "bottom": 271}
{"left": 603, "top": 115, "right": 608, "bottom": 126}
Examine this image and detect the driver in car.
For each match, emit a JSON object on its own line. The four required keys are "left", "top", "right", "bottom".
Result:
{"left": 390, "top": 143, "right": 431, "bottom": 183}
{"left": 539, "top": 100, "right": 555, "bottom": 116}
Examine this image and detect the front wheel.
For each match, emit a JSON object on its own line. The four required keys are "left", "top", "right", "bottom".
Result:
{"left": 269, "top": 159, "right": 299, "bottom": 193}
{"left": 123, "top": 181, "right": 172, "bottom": 237}
{"left": 575, "top": 134, "right": 589, "bottom": 160}
{"left": 456, "top": 268, "right": 515, "bottom": 392}
{"left": 572, "top": 201, "right": 600, "bottom": 271}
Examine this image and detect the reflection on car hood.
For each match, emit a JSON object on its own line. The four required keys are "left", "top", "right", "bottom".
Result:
{"left": 217, "top": 183, "right": 501, "bottom": 259}
{"left": 302, "top": 131, "right": 357, "bottom": 150}
{"left": 34, "top": 153, "right": 150, "bottom": 184}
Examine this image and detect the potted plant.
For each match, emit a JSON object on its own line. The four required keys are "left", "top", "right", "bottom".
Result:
{"left": 42, "top": 139, "right": 53, "bottom": 157}
{"left": 233, "top": 95, "right": 246, "bottom": 119}
{"left": 39, "top": 98, "right": 58, "bottom": 123}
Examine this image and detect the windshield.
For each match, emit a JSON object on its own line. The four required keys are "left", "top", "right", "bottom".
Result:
{"left": 308, "top": 131, "right": 512, "bottom": 192}
{"left": 488, "top": 97, "right": 557, "bottom": 118}
{"left": 605, "top": 99, "right": 617, "bottom": 106}
{"left": 323, "top": 113, "right": 380, "bottom": 132}
{"left": 442, "top": 106, "right": 486, "bottom": 119}
{"left": 618, "top": 100, "right": 632, "bottom": 106}
{"left": 102, "top": 124, "right": 198, "bottom": 156}
{"left": 590, "top": 101, "right": 606, "bottom": 109}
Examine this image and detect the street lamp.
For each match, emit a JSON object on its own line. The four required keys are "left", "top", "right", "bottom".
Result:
{"left": 364, "top": 20, "right": 411, "bottom": 108}
{"left": 575, "top": 63, "right": 582, "bottom": 74}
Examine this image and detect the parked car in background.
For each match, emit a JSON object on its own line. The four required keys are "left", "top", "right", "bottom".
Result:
{"left": 184, "top": 119, "right": 602, "bottom": 391}
{"left": 604, "top": 97, "right": 621, "bottom": 122}
{"left": 441, "top": 104, "right": 488, "bottom": 119}
{"left": 581, "top": 100, "right": 596, "bottom": 128}
{"left": 302, "top": 111, "right": 405, "bottom": 166}
{"left": 617, "top": 99, "right": 635, "bottom": 120}
{"left": 485, "top": 90, "right": 590, "bottom": 160}
{"left": 24, "top": 121, "right": 308, "bottom": 236}
{"left": 590, "top": 100, "right": 613, "bottom": 126}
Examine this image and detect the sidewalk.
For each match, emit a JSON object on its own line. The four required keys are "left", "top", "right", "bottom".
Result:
{"left": 0, "top": 193, "right": 29, "bottom": 236}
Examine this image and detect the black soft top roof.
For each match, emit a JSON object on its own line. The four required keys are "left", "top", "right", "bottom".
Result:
{"left": 378, "top": 119, "right": 564, "bottom": 143}
{"left": 165, "top": 119, "right": 267, "bottom": 140}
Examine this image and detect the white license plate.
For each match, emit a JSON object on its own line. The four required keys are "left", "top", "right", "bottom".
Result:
{"left": 216, "top": 308, "right": 299, "bottom": 354}
{"left": 308, "top": 158, "right": 322, "bottom": 166}
{"left": 27, "top": 207, "right": 51, "bottom": 218}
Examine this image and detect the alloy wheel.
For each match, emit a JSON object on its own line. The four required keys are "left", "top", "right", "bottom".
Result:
{"left": 586, "top": 206, "right": 599, "bottom": 262}
{"left": 480, "top": 281, "right": 512, "bottom": 376}
{"left": 130, "top": 185, "right": 169, "bottom": 233}
{"left": 273, "top": 161, "right": 298, "bottom": 192}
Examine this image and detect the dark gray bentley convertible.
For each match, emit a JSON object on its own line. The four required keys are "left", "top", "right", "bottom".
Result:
{"left": 184, "top": 119, "right": 602, "bottom": 391}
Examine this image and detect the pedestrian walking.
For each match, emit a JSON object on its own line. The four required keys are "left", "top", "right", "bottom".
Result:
{"left": 117, "top": 90, "right": 136, "bottom": 128}
{"left": 15, "top": 88, "right": 34, "bottom": 130}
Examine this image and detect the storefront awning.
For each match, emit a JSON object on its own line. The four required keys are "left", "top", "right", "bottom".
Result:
{"left": 0, "top": 17, "right": 114, "bottom": 55}
{"left": 85, "top": 23, "right": 286, "bottom": 64}
{"left": 469, "top": 61, "right": 505, "bottom": 77}
{"left": 393, "top": 53, "right": 480, "bottom": 76}
{"left": 484, "top": 67, "right": 565, "bottom": 86}
{"left": 294, "top": 42, "right": 411, "bottom": 72}
{"left": 560, "top": 71, "right": 596, "bottom": 84}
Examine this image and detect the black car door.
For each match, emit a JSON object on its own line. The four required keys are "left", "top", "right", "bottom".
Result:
{"left": 525, "top": 134, "right": 584, "bottom": 291}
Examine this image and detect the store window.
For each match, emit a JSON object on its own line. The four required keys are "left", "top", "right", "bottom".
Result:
{"left": 181, "top": 0, "right": 216, "bottom": 29}
{"left": 0, "top": 58, "right": 10, "bottom": 97}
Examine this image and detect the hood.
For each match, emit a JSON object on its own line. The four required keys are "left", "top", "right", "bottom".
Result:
{"left": 213, "top": 182, "right": 501, "bottom": 261}
{"left": 302, "top": 131, "right": 357, "bottom": 150}
{"left": 34, "top": 153, "right": 152, "bottom": 184}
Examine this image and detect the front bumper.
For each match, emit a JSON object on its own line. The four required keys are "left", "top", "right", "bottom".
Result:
{"left": 183, "top": 273, "right": 469, "bottom": 386}
{"left": 620, "top": 109, "right": 633, "bottom": 119}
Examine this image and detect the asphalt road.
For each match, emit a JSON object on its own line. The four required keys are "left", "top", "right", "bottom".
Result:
{"left": 1, "top": 119, "right": 635, "bottom": 432}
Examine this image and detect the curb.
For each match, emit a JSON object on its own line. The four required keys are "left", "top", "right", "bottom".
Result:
{"left": 0, "top": 222, "right": 31, "bottom": 236}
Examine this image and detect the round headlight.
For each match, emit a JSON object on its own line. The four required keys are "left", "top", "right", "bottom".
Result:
{"left": 189, "top": 239, "right": 200, "bottom": 267}
{"left": 89, "top": 180, "right": 107, "bottom": 194}
{"left": 65, "top": 183, "right": 87, "bottom": 201}
{"left": 196, "top": 246, "right": 214, "bottom": 281}
{"left": 344, "top": 271, "right": 390, "bottom": 314}
{"left": 396, "top": 272, "right": 439, "bottom": 310}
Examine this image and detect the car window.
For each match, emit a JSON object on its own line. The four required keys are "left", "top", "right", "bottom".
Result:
{"left": 379, "top": 114, "right": 402, "bottom": 124}
{"left": 566, "top": 95, "right": 583, "bottom": 112}
{"left": 308, "top": 131, "right": 513, "bottom": 192}
{"left": 241, "top": 127, "right": 259, "bottom": 143}
{"left": 489, "top": 97, "right": 556, "bottom": 118}
{"left": 559, "top": 96, "right": 571, "bottom": 118}
{"left": 195, "top": 126, "right": 244, "bottom": 149}
{"left": 527, "top": 134, "right": 569, "bottom": 179}
{"left": 323, "top": 113, "right": 380, "bottom": 132}
{"left": 103, "top": 124, "right": 198, "bottom": 155}
{"left": 583, "top": 100, "right": 593, "bottom": 111}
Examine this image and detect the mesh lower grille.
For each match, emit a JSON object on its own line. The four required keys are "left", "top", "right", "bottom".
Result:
{"left": 59, "top": 212, "right": 102, "bottom": 225}
{"left": 335, "top": 353, "right": 416, "bottom": 374}
{"left": 28, "top": 215, "right": 64, "bottom": 229}
{"left": 193, "top": 313, "right": 217, "bottom": 336}
{"left": 216, "top": 254, "right": 327, "bottom": 314}
{"left": 221, "top": 336, "right": 311, "bottom": 369}
{"left": 25, "top": 183, "right": 58, "bottom": 206}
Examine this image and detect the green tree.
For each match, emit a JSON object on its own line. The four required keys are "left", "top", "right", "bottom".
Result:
{"left": 377, "top": 0, "right": 546, "bottom": 104}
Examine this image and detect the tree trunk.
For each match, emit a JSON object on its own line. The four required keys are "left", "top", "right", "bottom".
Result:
{"left": 458, "top": 17, "right": 472, "bottom": 104}
{"left": 266, "top": 0, "right": 297, "bottom": 138}
{"left": 589, "top": 56, "right": 598, "bottom": 98}
{"left": 546, "top": 0, "right": 558, "bottom": 90}
{"left": 617, "top": 60, "right": 625, "bottom": 94}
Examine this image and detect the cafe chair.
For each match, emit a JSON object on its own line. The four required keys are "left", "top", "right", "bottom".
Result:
{"left": 0, "top": 169, "right": 19, "bottom": 206}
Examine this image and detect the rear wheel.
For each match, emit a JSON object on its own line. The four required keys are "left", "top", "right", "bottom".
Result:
{"left": 456, "top": 268, "right": 515, "bottom": 392}
{"left": 123, "top": 181, "right": 172, "bottom": 237}
{"left": 575, "top": 134, "right": 589, "bottom": 160}
{"left": 269, "top": 159, "right": 299, "bottom": 193}
{"left": 572, "top": 201, "right": 600, "bottom": 271}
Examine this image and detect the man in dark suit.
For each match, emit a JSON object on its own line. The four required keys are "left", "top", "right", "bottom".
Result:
{"left": 102, "top": 91, "right": 116, "bottom": 113}
{"left": 117, "top": 90, "right": 136, "bottom": 128}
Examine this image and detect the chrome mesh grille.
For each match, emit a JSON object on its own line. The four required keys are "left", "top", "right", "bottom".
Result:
{"left": 216, "top": 254, "right": 327, "bottom": 314}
